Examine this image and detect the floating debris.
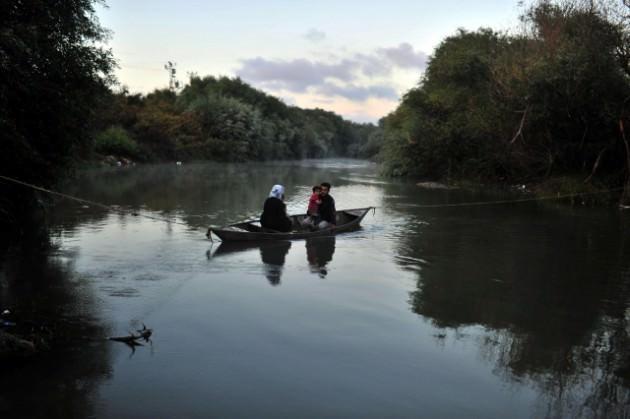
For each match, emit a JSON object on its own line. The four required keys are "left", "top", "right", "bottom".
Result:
{"left": 109, "top": 324, "right": 153, "bottom": 345}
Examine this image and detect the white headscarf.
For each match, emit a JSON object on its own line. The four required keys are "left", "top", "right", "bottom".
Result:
{"left": 269, "top": 184, "right": 285, "bottom": 199}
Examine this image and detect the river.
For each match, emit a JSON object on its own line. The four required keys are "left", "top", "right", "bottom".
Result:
{"left": 1, "top": 159, "right": 629, "bottom": 418}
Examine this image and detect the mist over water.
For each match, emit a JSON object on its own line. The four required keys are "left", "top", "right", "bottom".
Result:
{"left": 1, "top": 159, "right": 629, "bottom": 418}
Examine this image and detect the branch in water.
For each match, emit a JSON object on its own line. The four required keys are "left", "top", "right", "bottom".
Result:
{"left": 109, "top": 324, "right": 153, "bottom": 344}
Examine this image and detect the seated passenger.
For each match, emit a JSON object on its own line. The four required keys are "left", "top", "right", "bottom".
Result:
{"left": 317, "top": 182, "right": 336, "bottom": 229}
{"left": 260, "top": 184, "right": 292, "bottom": 232}
{"left": 307, "top": 185, "right": 322, "bottom": 217}
{"left": 301, "top": 185, "right": 321, "bottom": 228}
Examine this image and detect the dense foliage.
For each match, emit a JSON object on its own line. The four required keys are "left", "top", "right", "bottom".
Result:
{"left": 380, "top": 0, "right": 630, "bottom": 199}
{"left": 95, "top": 76, "right": 377, "bottom": 162}
{"left": 0, "top": 0, "right": 114, "bottom": 231}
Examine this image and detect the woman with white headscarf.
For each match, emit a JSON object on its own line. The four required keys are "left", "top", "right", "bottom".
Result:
{"left": 260, "top": 184, "right": 293, "bottom": 232}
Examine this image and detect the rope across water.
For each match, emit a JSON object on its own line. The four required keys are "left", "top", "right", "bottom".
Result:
{"left": 0, "top": 174, "right": 625, "bottom": 222}
{"left": 0, "top": 174, "right": 193, "bottom": 227}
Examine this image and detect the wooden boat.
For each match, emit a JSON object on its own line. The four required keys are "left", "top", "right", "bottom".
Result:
{"left": 207, "top": 207, "right": 373, "bottom": 242}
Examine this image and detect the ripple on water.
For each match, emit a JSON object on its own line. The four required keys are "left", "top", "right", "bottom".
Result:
{"left": 394, "top": 254, "right": 429, "bottom": 268}
{"left": 99, "top": 286, "right": 140, "bottom": 298}
{"left": 133, "top": 273, "right": 165, "bottom": 282}
{"left": 338, "top": 176, "right": 390, "bottom": 185}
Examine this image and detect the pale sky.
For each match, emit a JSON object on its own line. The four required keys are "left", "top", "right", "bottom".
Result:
{"left": 96, "top": 0, "right": 523, "bottom": 122}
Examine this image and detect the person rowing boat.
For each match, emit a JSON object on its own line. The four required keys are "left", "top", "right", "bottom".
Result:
{"left": 316, "top": 182, "right": 336, "bottom": 230}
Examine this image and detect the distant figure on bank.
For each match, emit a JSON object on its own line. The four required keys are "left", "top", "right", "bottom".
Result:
{"left": 260, "top": 184, "right": 293, "bottom": 232}
{"left": 317, "top": 182, "right": 336, "bottom": 229}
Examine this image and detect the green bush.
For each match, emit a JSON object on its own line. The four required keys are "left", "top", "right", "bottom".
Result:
{"left": 94, "top": 126, "right": 139, "bottom": 158}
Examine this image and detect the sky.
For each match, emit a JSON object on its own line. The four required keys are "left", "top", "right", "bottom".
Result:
{"left": 96, "top": 0, "right": 524, "bottom": 122}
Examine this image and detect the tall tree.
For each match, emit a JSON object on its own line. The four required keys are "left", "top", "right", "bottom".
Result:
{"left": 0, "top": 0, "right": 114, "bottom": 232}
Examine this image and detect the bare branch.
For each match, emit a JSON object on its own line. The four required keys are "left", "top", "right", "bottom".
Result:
{"left": 583, "top": 146, "right": 607, "bottom": 183}
{"left": 510, "top": 104, "right": 531, "bottom": 145}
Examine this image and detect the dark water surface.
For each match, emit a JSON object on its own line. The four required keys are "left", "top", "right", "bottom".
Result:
{"left": 1, "top": 160, "right": 629, "bottom": 418}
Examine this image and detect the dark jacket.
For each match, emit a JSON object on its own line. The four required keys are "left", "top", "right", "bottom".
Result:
{"left": 318, "top": 194, "right": 336, "bottom": 224}
{"left": 260, "top": 197, "right": 292, "bottom": 232}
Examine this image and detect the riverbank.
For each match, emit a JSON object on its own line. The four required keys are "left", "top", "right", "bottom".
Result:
{"left": 413, "top": 175, "right": 625, "bottom": 207}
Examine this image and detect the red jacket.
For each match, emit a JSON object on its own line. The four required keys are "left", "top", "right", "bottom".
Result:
{"left": 307, "top": 193, "right": 320, "bottom": 215}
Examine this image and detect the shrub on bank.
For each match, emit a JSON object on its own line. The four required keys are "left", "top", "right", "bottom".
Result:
{"left": 94, "top": 126, "right": 139, "bottom": 159}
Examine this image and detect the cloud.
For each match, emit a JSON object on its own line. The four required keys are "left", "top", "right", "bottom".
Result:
{"left": 353, "top": 52, "right": 391, "bottom": 77}
{"left": 237, "top": 56, "right": 398, "bottom": 101}
{"left": 377, "top": 42, "right": 428, "bottom": 70}
{"left": 235, "top": 42, "right": 428, "bottom": 111}
{"left": 317, "top": 82, "right": 398, "bottom": 101}
{"left": 303, "top": 28, "right": 326, "bottom": 42}
{"left": 237, "top": 57, "right": 356, "bottom": 92}
{"left": 237, "top": 43, "right": 427, "bottom": 93}
{"left": 280, "top": 95, "right": 297, "bottom": 106}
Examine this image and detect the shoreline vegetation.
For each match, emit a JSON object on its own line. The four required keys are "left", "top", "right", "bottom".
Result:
{"left": 91, "top": 75, "right": 379, "bottom": 165}
{"left": 377, "top": 0, "right": 630, "bottom": 206}
{"left": 416, "top": 175, "right": 621, "bottom": 206}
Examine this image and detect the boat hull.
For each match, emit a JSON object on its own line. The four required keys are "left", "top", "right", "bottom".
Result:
{"left": 208, "top": 207, "right": 372, "bottom": 242}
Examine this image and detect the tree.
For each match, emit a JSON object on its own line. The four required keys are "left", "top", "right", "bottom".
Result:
{"left": 381, "top": 0, "right": 630, "bottom": 201}
{"left": 0, "top": 0, "right": 114, "bottom": 232}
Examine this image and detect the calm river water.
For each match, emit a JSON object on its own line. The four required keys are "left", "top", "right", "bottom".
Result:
{"left": 1, "top": 159, "right": 629, "bottom": 418}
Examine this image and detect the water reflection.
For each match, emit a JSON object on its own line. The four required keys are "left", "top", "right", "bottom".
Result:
{"left": 3, "top": 160, "right": 629, "bottom": 417}
{"left": 209, "top": 241, "right": 293, "bottom": 286}
{"left": 306, "top": 237, "right": 336, "bottom": 278}
{"left": 260, "top": 242, "right": 292, "bottom": 286}
{"left": 55, "top": 160, "right": 380, "bottom": 230}
{"left": 0, "top": 236, "right": 111, "bottom": 418}
{"left": 385, "top": 190, "right": 630, "bottom": 417}
{"left": 210, "top": 236, "right": 338, "bottom": 282}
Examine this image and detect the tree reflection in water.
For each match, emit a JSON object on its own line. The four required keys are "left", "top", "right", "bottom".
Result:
{"left": 306, "top": 237, "right": 336, "bottom": 278}
{"left": 393, "top": 203, "right": 630, "bottom": 418}
{"left": 54, "top": 162, "right": 358, "bottom": 231}
{"left": 0, "top": 233, "right": 111, "bottom": 418}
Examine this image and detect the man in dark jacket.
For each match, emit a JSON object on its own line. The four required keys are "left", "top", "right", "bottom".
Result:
{"left": 317, "top": 182, "right": 336, "bottom": 229}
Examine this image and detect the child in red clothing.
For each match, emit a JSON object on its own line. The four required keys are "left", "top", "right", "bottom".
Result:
{"left": 301, "top": 185, "right": 321, "bottom": 229}
{"left": 307, "top": 185, "right": 322, "bottom": 216}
